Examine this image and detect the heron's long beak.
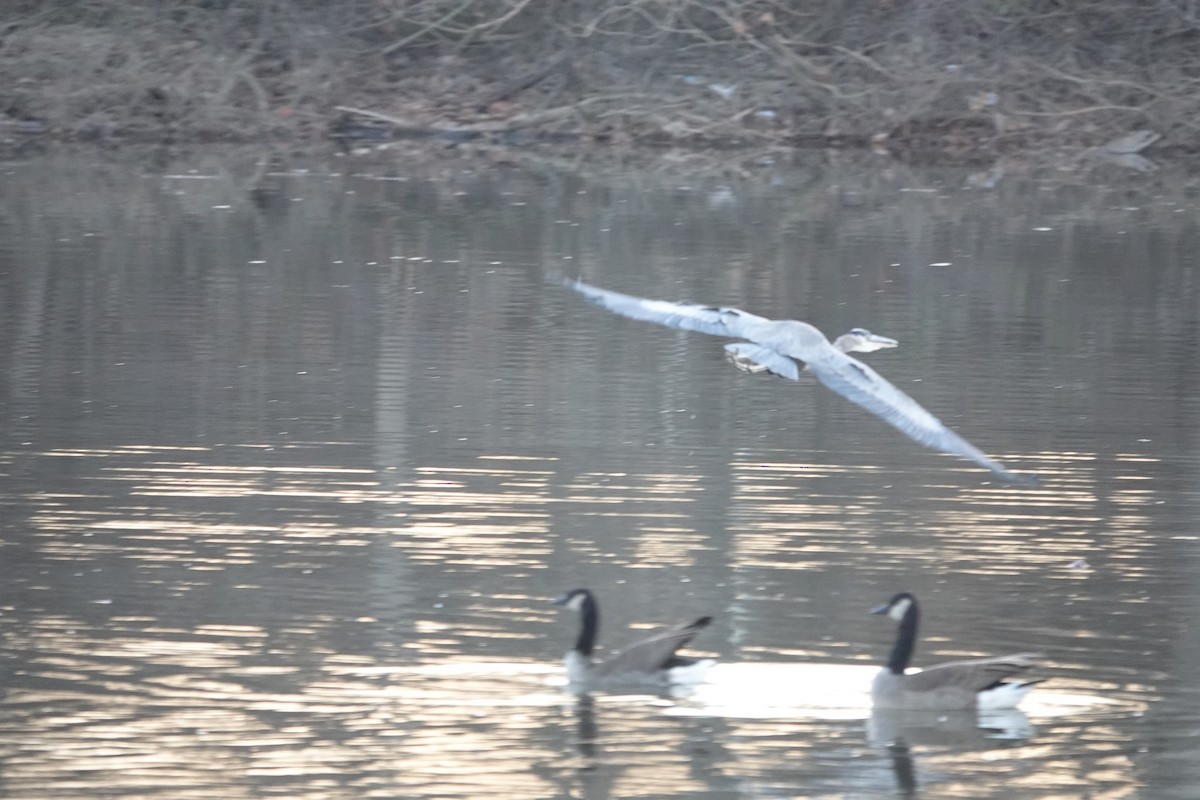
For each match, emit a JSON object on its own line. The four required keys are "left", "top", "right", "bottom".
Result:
{"left": 551, "top": 594, "right": 570, "bottom": 606}
{"left": 869, "top": 603, "right": 890, "bottom": 615}
{"left": 837, "top": 329, "right": 900, "bottom": 354}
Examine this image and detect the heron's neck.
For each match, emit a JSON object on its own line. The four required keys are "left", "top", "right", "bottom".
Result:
{"left": 887, "top": 605, "right": 918, "bottom": 674}
{"left": 575, "top": 600, "right": 598, "bottom": 657}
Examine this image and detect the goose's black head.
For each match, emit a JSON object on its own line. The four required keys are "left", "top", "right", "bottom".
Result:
{"left": 552, "top": 588, "right": 595, "bottom": 612}
{"left": 870, "top": 592, "right": 917, "bottom": 622}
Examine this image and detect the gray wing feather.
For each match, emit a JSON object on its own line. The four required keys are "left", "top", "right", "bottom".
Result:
{"left": 807, "top": 353, "right": 1032, "bottom": 485}
{"left": 903, "top": 654, "right": 1039, "bottom": 693}
{"left": 595, "top": 616, "right": 711, "bottom": 676}
{"left": 568, "top": 279, "right": 770, "bottom": 339}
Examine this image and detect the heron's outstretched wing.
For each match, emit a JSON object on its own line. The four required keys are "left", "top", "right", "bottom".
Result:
{"left": 595, "top": 616, "right": 713, "bottom": 677}
{"left": 567, "top": 279, "right": 771, "bottom": 339}
{"left": 807, "top": 352, "right": 1037, "bottom": 486}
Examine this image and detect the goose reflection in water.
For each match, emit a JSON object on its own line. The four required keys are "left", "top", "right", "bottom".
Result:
{"left": 868, "top": 706, "right": 1036, "bottom": 799}
{"left": 566, "top": 278, "right": 1038, "bottom": 486}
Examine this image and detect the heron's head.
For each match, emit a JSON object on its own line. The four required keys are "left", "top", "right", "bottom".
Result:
{"left": 835, "top": 328, "right": 899, "bottom": 354}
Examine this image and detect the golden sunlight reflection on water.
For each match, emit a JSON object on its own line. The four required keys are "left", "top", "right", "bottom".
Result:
{"left": 0, "top": 441, "right": 1170, "bottom": 799}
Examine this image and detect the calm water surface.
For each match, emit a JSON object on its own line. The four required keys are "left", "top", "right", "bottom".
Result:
{"left": 1, "top": 151, "right": 1199, "bottom": 798}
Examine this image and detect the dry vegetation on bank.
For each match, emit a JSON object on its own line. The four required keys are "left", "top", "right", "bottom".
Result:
{"left": 1, "top": 0, "right": 1197, "bottom": 161}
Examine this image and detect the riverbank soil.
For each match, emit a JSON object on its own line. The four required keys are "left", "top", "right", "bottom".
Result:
{"left": 1, "top": 1, "right": 1195, "bottom": 161}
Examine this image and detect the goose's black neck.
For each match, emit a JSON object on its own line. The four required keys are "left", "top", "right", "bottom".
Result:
{"left": 575, "top": 594, "right": 599, "bottom": 657}
{"left": 886, "top": 600, "right": 918, "bottom": 674}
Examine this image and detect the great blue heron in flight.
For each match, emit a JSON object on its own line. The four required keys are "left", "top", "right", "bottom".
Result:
{"left": 729, "top": 325, "right": 898, "bottom": 373}
{"left": 566, "top": 278, "right": 1038, "bottom": 487}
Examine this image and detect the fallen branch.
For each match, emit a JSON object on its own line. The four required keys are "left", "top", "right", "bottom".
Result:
{"left": 335, "top": 93, "right": 659, "bottom": 137}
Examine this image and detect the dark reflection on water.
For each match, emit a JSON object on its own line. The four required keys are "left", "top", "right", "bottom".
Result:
{"left": 0, "top": 151, "right": 1198, "bottom": 798}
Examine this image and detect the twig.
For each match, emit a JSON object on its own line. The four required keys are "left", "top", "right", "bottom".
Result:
{"left": 828, "top": 44, "right": 895, "bottom": 81}
{"left": 215, "top": 38, "right": 265, "bottom": 105}
{"left": 238, "top": 69, "right": 270, "bottom": 113}
{"left": 382, "top": 0, "right": 539, "bottom": 53}
{"left": 1025, "top": 59, "right": 1164, "bottom": 98}
{"left": 382, "top": 0, "right": 475, "bottom": 54}
{"left": 476, "top": 52, "right": 569, "bottom": 108}
{"left": 1009, "top": 103, "right": 1153, "bottom": 117}
{"left": 458, "top": 0, "right": 538, "bottom": 37}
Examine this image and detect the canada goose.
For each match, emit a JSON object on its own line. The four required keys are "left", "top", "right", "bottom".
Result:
{"left": 870, "top": 592, "right": 1043, "bottom": 710}
{"left": 551, "top": 588, "right": 716, "bottom": 684}
{"left": 565, "top": 278, "right": 1038, "bottom": 486}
